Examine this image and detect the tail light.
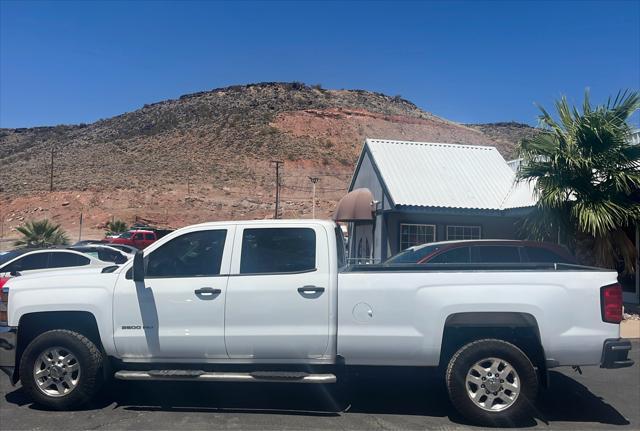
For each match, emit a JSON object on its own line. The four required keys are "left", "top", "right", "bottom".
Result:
{"left": 601, "top": 283, "right": 623, "bottom": 323}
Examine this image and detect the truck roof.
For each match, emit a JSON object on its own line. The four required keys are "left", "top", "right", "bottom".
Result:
{"left": 186, "top": 219, "right": 338, "bottom": 229}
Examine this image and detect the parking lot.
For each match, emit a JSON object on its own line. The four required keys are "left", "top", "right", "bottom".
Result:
{"left": 0, "top": 340, "right": 638, "bottom": 430}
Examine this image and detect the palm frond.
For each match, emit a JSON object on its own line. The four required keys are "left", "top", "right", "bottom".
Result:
{"left": 520, "top": 89, "right": 640, "bottom": 270}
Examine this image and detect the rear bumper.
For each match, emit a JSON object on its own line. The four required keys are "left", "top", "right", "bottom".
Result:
{"left": 600, "top": 338, "right": 634, "bottom": 369}
{"left": 0, "top": 326, "right": 17, "bottom": 380}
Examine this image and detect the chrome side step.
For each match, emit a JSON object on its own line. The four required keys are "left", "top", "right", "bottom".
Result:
{"left": 114, "top": 370, "right": 336, "bottom": 384}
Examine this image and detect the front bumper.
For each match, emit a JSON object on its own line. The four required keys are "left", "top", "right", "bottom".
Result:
{"left": 0, "top": 326, "right": 17, "bottom": 379}
{"left": 600, "top": 338, "right": 634, "bottom": 369}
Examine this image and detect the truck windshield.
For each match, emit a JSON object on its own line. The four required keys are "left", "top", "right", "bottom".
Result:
{"left": 386, "top": 244, "right": 442, "bottom": 264}
{"left": 0, "top": 251, "right": 22, "bottom": 265}
{"left": 119, "top": 232, "right": 133, "bottom": 239}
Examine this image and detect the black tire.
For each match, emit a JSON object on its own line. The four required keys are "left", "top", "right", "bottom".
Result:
{"left": 19, "top": 329, "right": 104, "bottom": 410}
{"left": 445, "top": 339, "right": 538, "bottom": 426}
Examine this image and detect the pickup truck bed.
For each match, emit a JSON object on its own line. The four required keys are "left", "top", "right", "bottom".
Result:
{"left": 0, "top": 219, "right": 632, "bottom": 426}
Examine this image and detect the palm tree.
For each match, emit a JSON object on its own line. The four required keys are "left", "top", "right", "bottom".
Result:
{"left": 517, "top": 90, "right": 640, "bottom": 273}
{"left": 106, "top": 219, "right": 128, "bottom": 235}
{"left": 14, "top": 219, "right": 70, "bottom": 248}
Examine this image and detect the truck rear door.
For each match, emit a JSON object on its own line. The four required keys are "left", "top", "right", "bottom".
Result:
{"left": 224, "top": 224, "right": 330, "bottom": 359}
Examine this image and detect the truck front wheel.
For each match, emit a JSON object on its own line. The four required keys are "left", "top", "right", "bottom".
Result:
{"left": 19, "top": 329, "right": 104, "bottom": 410}
{"left": 445, "top": 339, "right": 538, "bottom": 426}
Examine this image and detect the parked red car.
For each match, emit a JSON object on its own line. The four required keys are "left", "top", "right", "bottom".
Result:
{"left": 107, "top": 230, "right": 158, "bottom": 250}
{"left": 386, "top": 239, "right": 578, "bottom": 265}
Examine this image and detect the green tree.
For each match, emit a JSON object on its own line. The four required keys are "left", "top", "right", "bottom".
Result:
{"left": 106, "top": 219, "right": 128, "bottom": 235}
{"left": 517, "top": 90, "right": 640, "bottom": 273}
{"left": 14, "top": 219, "right": 70, "bottom": 248}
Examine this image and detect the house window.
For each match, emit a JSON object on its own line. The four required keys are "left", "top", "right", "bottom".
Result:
{"left": 400, "top": 224, "right": 436, "bottom": 250}
{"left": 446, "top": 225, "right": 481, "bottom": 241}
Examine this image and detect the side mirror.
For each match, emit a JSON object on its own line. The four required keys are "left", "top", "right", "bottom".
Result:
{"left": 9, "top": 271, "right": 21, "bottom": 277}
{"left": 132, "top": 250, "right": 145, "bottom": 282}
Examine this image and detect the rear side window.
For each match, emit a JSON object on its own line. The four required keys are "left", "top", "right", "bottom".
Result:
{"left": 523, "top": 247, "right": 570, "bottom": 263}
{"left": 471, "top": 246, "right": 521, "bottom": 263}
{"left": 240, "top": 228, "right": 316, "bottom": 274}
{"left": 146, "top": 230, "right": 227, "bottom": 278}
{"left": 145, "top": 233, "right": 155, "bottom": 240}
{"left": 5, "top": 253, "right": 48, "bottom": 271}
{"left": 429, "top": 247, "right": 470, "bottom": 263}
{"left": 50, "top": 252, "right": 90, "bottom": 268}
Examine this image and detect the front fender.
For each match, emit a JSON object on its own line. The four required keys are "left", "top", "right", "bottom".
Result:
{"left": 7, "top": 274, "right": 118, "bottom": 356}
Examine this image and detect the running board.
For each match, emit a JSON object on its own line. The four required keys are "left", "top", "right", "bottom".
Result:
{"left": 114, "top": 370, "right": 336, "bottom": 383}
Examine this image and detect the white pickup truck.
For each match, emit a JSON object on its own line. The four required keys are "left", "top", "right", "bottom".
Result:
{"left": 0, "top": 219, "right": 633, "bottom": 426}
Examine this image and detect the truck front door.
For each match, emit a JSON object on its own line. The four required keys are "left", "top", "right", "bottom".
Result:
{"left": 224, "top": 224, "right": 330, "bottom": 360}
{"left": 113, "top": 226, "right": 234, "bottom": 360}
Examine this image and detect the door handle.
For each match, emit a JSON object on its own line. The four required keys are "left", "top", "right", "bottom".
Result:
{"left": 297, "top": 285, "right": 325, "bottom": 294}
{"left": 194, "top": 287, "right": 221, "bottom": 296}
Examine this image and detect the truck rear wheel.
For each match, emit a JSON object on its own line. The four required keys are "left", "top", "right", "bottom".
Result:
{"left": 19, "top": 329, "right": 104, "bottom": 410}
{"left": 445, "top": 339, "right": 538, "bottom": 426}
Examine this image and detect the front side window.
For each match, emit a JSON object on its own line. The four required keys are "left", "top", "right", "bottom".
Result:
{"left": 50, "top": 252, "right": 90, "bottom": 268}
{"left": 146, "top": 230, "right": 227, "bottom": 278}
{"left": 400, "top": 224, "right": 436, "bottom": 250}
{"left": 471, "top": 246, "right": 521, "bottom": 263}
{"left": 145, "top": 233, "right": 155, "bottom": 240}
{"left": 6, "top": 253, "right": 48, "bottom": 272}
{"left": 446, "top": 225, "right": 481, "bottom": 241}
{"left": 240, "top": 228, "right": 316, "bottom": 274}
{"left": 133, "top": 233, "right": 143, "bottom": 240}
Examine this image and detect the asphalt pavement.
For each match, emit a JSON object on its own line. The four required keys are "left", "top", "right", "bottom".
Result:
{"left": 1, "top": 340, "right": 638, "bottom": 430}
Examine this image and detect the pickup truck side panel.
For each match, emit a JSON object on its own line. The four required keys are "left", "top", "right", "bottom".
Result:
{"left": 337, "top": 270, "right": 619, "bottom": 366}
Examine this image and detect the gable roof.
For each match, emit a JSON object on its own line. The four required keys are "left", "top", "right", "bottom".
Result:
{"left": 356, "top": 139, "right": 536, "bottom": 211}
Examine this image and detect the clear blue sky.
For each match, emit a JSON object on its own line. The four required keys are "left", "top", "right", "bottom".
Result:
{"left": 1, "top": 0, "right": 638, "bottom": 128}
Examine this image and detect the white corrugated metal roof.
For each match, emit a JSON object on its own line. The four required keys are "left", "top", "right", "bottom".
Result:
{"left": 364, "top": 139, "right": 536, "bottom": 210}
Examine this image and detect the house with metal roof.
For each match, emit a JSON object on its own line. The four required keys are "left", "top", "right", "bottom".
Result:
{"left": 346, "top": 138, "right": 537, "bottom": 262}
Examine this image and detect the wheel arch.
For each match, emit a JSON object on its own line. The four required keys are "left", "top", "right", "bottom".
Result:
{"left": 13, "top": 311, "right": 104, "bottom": 383}
{"left": 438, "top": 312, "right": 548, "bottom": 386}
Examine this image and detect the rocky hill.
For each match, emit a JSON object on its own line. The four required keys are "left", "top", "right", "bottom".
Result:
{"left": 0, "top": 82, "right": 537, "bottom": 242}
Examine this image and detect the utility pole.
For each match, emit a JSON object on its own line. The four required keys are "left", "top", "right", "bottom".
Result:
{"left": 271, "top": 160, "right": 284, "bottom": 219}
{"left": 78, "top": 212, "right": 83, "bottom": 242}
{"left": 49, "top": 146, "right": 54, "bottom": 192}
{"left": 308, "top": 177, "right": 319, "bottom": 219}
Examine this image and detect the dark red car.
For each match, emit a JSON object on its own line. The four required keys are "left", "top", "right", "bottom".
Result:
{"left": 386, "top": 240, "right": 578, "bottom": 265}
